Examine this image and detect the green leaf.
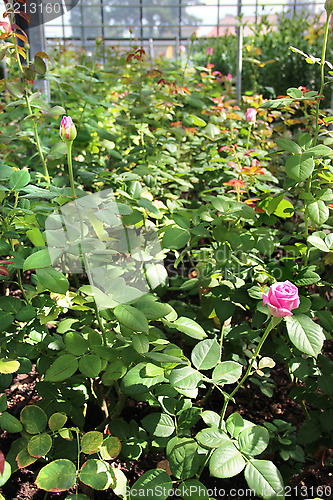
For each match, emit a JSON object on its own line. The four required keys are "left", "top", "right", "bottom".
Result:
{"left": 215, "top": 300, "right": 235, "bottom": 323}
{"left": 285, "top": 155, "right": 314, "bottom": 182}
{"left": 102, "top": 360, "right": 127, "bottom": 385}
{"left": 135, "top": 298, "right": 172, "bottom": 320}
{"left": 201, "top": 410, "right": 221, "bottom": 428}
{"left": 275, "top": 138, "right": 301, "bottom": 154}
{"left": 286, "top": 314, "right": 325, "bottom": 357}
{"left": 45, "top": 354, "right": 79, "bottom": 382}
{"left": 172, "top": 317, "right": 207, "bottom": 340}
{"left": 306, "top": 145, "right": 332, "bottom": 157}
{"left": 132, "top": 334, "right": 149, "bottom": 354}
{"left": 20, "top": 405, "right": 47, "bottom": 434}
{"left": 196, "top": 428, "right": 229, "bottom": 448}
{"left": 9, "top": 170, "right": 30, "bottom": 191}
{"left": 100, "top": 436, "right": 122, "bottom": 460}
{"left": 36, "top": 459, "right": 76, "bottom": 492}
{"left": 0, "top": 412, "right": 23, "bottom": 433}
{"left": 78, "top": 355, "right": 101, "bottom": 378}
{"left": 226, "top": 412, "right": 245, "bottom": 438}
{"left": 168, "top": 437, "right": 200, "bottom": 480}
{"left": 191, "top": 339, "right": 221, "bottom": 370}
{"left": 169, "top": 366, "right": 202, "bottom": 391}
{"left": 0, "top": 311, "right": 14, "bottom": 332}
{"left": 286, "top": 87, "right": 304, "bottom": 99}
{"left": 114, "top": 304, "right": 149, "bottom": 333}
{"left": 308, "top": 201, "right": 329, "bottom": 225}
{"left": 162, "top": 226, "right": 190, "bottom": 251}
{"left": 188, "top": 114, "right": 207, "bottom": 126}
{"left": 308, "top": 234, "right": 330, "bottom": 252}
{"left": 0, "top": 359, "right": 20, "bottom": 374}
{"left": 0, "top": 461, "right": 11, "bottom": 487}
{"left": 112, "top": 468, "right": 128, "bottom": 499}
{"left": 130, "top": 469, "right": 172, "bottom": 500}
{"left": 212, "top": 361, "right": 242, "bottom": 385}
{"left": 43, "top": 105, "right": 66, "bottom": 118}
{"left": 272, "top": 199, "right": 294, "bottom": 219}
{"left": 23, "top": 249, "right": 51, "bottom": 271}
{"left": 79, "top": 459, "right": 115, "bottom": 490}
{"left": 0, "top": 393, "right": 7, "bottom": 412}
{"left": 0, "top": 296, "right": 22, "bottom": 314}
{"left": 121, "top": 363, "right": 164, "bottom": 394}
{"left": 48, "top": 413, "right": 67, "bottom": 432}
{"left": 204, "top": 123, "right": 220, "bottom": 140}
{"left": 26, "top": 228, "right": 45, "bottom": 247}
{"left": 266, "top": 193, "right": 286, "bottom": 216}
{"left": 209, "top": 441, "right": 246, "bottom": 478}
{"left": 81, "top": 431, "right": 103, "bottom": 454}
{"left": 244, "top": 459, "right": 284, "bottom": 500}
{"left": 179, "top": 480, "right": 209, "bottom": 500}
{"left": 15, "top": 305, "right": 36, "bottom": 322}
{"left": 17, "top": 447, "right": 37, "bottom": 468}
{"left": 141, "top": 413, "right": 175, "bottom": 437}
{"left": 36, "top": 268, "right": 69, "bottom": 294}
{"left": 28, "top": 433, "right": 53, "bottom": 458}
{"left": 238, "top": 425, "right": 269, "bottom": 456}
{"left": 65, "top": 332, "right": 88, "bottom": 356}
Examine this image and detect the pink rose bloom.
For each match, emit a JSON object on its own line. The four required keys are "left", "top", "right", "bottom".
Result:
{"left": 179, "top": 45, "right": 186, "bottom": 53}
{"left": 245, "top": 107, "right": 257, "bottom": 123}
{"left": 207, "top": 47, "right": 213, "bottom": 56}
{"left": 60, "top": 116, "right": 77, "bottom": 142}
{"left": 263, "top": 281, "right": 300, "bottom": 318}
{"left": 227, "top": 73, "right": 232, "bottom": 82}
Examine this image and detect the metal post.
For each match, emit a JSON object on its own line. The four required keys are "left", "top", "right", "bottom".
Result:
{"left": 15, "top": 4, "right": 50, "bottom": 99}
{"left": 217, "top": 0, "right": 220, "bottom": 37}
{"left": 179, "top": 0, "right": 182, "bottom": 48}
{"left": 80, "top": 0, "right": 86, "bottom": 51}
{"left": 236, "top": 0, "right": 243, "bottom": 105}
{"left": 140, "top": 0, "right": 143, "bottom": 46}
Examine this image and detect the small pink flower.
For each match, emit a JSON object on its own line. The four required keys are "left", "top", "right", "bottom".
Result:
{"left": 207, "top": 47, "right": 213, "bottom": 56}
{"left": 227, "top": 73, "right": 232, "bottom": 82}
{"left": 179, "top": 45, "right": 186, "bottom": 53}
{"left": 60, "top": 116, "right": 77, "bottom": 142}
{"left": 245, "top": 108, "right": 257, "bottom": 123}
{"left": 263, "top": 281, "right": 300, "bottom": 318}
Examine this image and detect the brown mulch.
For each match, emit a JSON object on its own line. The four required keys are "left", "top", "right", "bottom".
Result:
{"left": 1, "top": 358, "right": 333, "bottom": 500}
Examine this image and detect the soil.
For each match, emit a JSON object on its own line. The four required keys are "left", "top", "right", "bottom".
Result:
{"left": 1, "top": 350, "right": 332, "bottom": 500}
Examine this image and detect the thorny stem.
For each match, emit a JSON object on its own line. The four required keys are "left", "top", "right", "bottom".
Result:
{"left": 219, "top": 316, "right": 280, "bottom": 422}
{"left": 66, "top": 142, "right": 76, "bottom": 199}
{"left": 312, "top": 11, "right": 331, "bottom": 148}
{"left": 181, "top": 37, "right": 195, "bottom": 87}
{"left": 245, "top": 123, "right": 253, "bottom": 150}
{"left": 304, "top": 11, "right": 331, "bottom": 265}
{"left": 77, "top": 41, "right": 101, "bottom": 127}
{"left": 12, "top": 32, "right": 51, "bottom": 184}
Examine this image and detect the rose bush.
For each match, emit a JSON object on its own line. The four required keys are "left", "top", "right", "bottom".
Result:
{"left": 0, "top": 7, "right": 332, "bottom": 500}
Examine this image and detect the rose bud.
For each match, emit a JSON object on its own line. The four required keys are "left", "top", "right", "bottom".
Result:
{"left": 60, "top": 116, "right": 77, "bottom": 142}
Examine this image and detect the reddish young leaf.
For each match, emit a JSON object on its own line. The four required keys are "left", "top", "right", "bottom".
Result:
{"left": 17, "top": 11, "right": 31, "bottom": 24}
{"left": 0, "top": 450, "right": 5, "bottom": 476}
